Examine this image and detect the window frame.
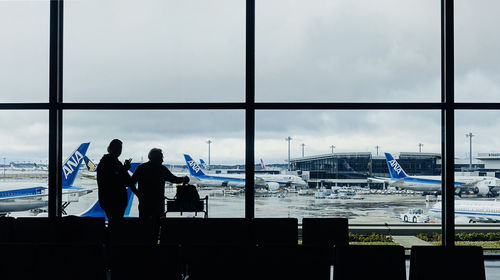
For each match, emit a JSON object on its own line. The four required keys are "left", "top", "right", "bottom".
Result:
{"left": 3, "top": 0, "right": 500, "bottom": 248}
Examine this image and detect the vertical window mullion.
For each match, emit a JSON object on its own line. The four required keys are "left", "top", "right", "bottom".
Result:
{"left": 245, "top": 0, "right": 255, "bottom": 219}
{"left": 441, "top": 0, "right": 455, "bottom": 247}
{"left": 48, "top": 0, "right": 64, "bottom": 218}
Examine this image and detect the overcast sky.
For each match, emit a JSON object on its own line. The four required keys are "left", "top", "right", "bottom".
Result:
{"left": 0, "top": 0, "right": 499, "bottom": 165}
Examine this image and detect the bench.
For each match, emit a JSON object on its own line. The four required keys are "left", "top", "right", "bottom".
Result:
{"left": 165, "top": 196, "right": 208, "bottom": 218}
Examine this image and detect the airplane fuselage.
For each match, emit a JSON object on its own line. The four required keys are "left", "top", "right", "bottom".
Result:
{"left": 430, "top": 200, "right": 500, "bottom": 222}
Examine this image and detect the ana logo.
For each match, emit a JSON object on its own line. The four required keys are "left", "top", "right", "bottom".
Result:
{"left": 63, "top": 151, "right": 84, "bottom": 179}
{"left": 188, "top": 160, "right": 201, "bottom": 174}
{"left": 389, "top": 159, "right": 403, "bottom": 175}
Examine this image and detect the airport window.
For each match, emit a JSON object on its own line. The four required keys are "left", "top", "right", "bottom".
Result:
{"left": 63, "top": 110, "right": 245, "bottom": 217}
{"left": 0, "top": 1, "right": 49, "bottom": 102}
{"left": 255, "top": 110, "right": 442, "bottom": 225}
{"left": 2, "top": 0, "right": 500, "bottom": 259}
{"left": 0, "top": 111, "right": 49, "bottom": 217}
{"left": 455, "top": 0, "right": 500, "bottom": 102}
{"left": 255, "top": 0, "right": 440, "bottom": 102}
{"left": 64, "top": 0, "right": 245, "bottom": 103}
{"left": 455, "top": 111, "right": 500, "bottom": 248}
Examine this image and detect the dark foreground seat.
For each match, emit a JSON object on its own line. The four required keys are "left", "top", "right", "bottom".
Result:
{"left": 302, "top": 218, "right": 348, "bottom": 247}
{"left": 12, "top": 217, "right": 106, "bottom": 243}
{"left": 58, "top": 216, "right": 106, "bottom": 243}
{"left": 334, "top": 245, "right": 406, "bottom": 280}
{"left": 108, "top": 217, "right": 158, "bottom": 245}
{"left": 251, "top": 218, "right": 298, "bottom": 245}
{"left": 0, "top": 243, "right": 106, "bottom": 280}
{"left": 0, "top": 217, "right": 14, "bottom": 242}
{"left": 181, "top": 245, "right": 252, "bottom": 280}
{"left": 160, "top": 218, "right": 251, "bottom": 246}
{"left": 108, "top": 244, "right": 180, "bottom": 280}
{"left": 252, "top": 244, "right": 334, "bottom": 280}
{"left": 409, "top": 245, "right": 485, "bottom": 280}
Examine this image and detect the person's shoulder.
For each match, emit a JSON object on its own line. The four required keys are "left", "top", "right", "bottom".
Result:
{"left": 135, "top": 162, "right": 148, "bottom": 170}
{"left": 97, "top": 154, "right": 111, "bottom": 168}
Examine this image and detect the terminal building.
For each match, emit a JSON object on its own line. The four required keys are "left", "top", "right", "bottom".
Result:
{"left": 290, "top": 152, "right": 500, "bottom": 188}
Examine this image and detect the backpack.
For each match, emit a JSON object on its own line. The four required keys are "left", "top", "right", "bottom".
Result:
{"left": 175, "top": 184, "right": 200, "bottom": 202}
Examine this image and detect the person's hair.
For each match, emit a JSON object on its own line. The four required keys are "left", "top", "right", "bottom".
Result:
{"left": 107, "top": 139, "right": 122, "bottom": 153}
{"left": 148, "top": 148, "right": 163, "bottom": 161}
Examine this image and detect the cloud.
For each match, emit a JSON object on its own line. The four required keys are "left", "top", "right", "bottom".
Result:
{"left": 1, "top": 1, "right": 499, "bottom": 164}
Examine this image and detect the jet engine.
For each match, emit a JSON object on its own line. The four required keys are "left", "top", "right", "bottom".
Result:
{"left": 473, "top": 180, "right": 491, "bottom": 196}
{"left": 266, "top": 182, "right": 280, "bottom": 191}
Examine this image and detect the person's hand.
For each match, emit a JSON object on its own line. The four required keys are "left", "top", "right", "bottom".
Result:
{"left": 124, "top": 158, "right": 132, "bottom": 170}
{"left": 183, "top": 176, "right": 190, "bottom": 184}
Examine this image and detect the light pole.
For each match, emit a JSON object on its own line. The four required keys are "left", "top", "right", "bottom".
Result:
{"left": 2, "top": 157, "right": 5, "bottom": 178}
{"left": 375, "top": 145, "right": 380, "bottom": 156}
{"left": 206, "top": 140, "right": 212, "bottom": 170}
{"left": 330, "top": 145, "right": 335, "bottom": 154}
{"left": 285, "top": 137, "right": 292, "bottom": 171}
{"left": 301, "top": 143, "right": 305, "bottom": 157}
{"left": 418, "top": 143, "right": 424, "bottom": 153}
{"left": 466, "top": 133, "right": 474, "bottom": 171}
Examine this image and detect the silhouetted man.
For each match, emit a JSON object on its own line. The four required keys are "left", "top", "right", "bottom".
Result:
{"left": 97, "top": 139, "right": 137, "bottom": 219}
{"left": 131, "top": 148, "right": 189, "bottom": 219}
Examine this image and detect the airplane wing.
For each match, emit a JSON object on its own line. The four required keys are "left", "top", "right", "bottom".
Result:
{"left": 389, "top": 178, "right": 406, "bottom": 188}
{"left": 367, "top": 177, "right": 390, "bottom": 184}
{"left": 0, "top": 188, "right": 95, "bottom": 201}
{"left": 255, "top": 176, "right": 266, "bottom": 186}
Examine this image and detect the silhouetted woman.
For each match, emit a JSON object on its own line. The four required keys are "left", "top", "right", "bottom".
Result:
{"left": 97, "top": 139, "right": 136, "bottom": 219}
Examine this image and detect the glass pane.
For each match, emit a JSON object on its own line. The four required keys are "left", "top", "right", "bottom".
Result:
{"left": 64, "top": 0, "right": 245, "bottom": 102}
{"left": 63, "top": 110, "right": 244, "bottom": 218}
{"left": 456, "top": 0, "right": 500, "bottom": 102}
{"left": 0, "top": 111, "right": 48, "bottom": 217}
{"left": 256, "top": 110, "right": 441, "bottom": 245}
{"left": 0, "top": 2, "right": 48, "bottom": 102}
{"left": 453, "top": 111, "right": 500, "bottom": 250}
{"left": 256, "top": 0, "right": 440, "bottom": 102}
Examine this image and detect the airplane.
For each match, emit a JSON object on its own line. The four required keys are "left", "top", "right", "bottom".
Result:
{"left": 382, "top": 152, "right": 498, "bottom": 196}
{"left": 80, "top": 187, "right": 135, "bottom": 218}
{"left": 0, "top": 142, "right": 94, "bottom": 215}
{"left": 184, "top": 154, "right": 307, "bottom": 191}
{"left": 429, "top": 198, "right": 500, "bottom": 223}
{"left": 83, "top": 156, "right": 97, "bottom": 172}
{"left": 79, "top": 163, "right": 139, "bottom": 218}
{"left": 199, "top": 159, "right": 209, "bottom": 170}
{"left": 260, "top": 158, "right": 266, "bottom": 170}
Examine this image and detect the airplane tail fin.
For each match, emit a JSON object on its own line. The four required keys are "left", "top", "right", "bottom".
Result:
{"left": 184, "top": 154, "right": 206, "bottom": 177}
{"left": 260, "top": 158, "right": 266, "bottom": 170}
{"left": 81, "top": 164, "right": 137, "bottom": 219}
{"left": 199, "top": 159, "right": 208, "bottom": 169}
{"left": 384, "top": 153, "right": 408, "bottom": 179}
{"left": 62, "top": 142, "right": 90, "bottom": 188}
{"left": 80, "top": 188, "right": 135, "bottom": 219}
{"left": 83, "top": 156, "right": 97, "bottom": 172}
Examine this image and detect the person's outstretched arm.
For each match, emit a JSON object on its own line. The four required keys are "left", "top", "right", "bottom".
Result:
{"left": 163, "top": 166, "right": 189, "bottom": 184}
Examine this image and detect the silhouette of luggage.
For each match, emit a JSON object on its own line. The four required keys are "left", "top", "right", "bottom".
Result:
{"left": 166, "top": 184, "right": 208, "bottom": 217}
{"left": 175, "top": 184, "right": 200, "bottom": 201}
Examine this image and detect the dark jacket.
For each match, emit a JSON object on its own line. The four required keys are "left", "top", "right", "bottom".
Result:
{"left": 131, "top": 161, "right": 185, "bottom": 218}
{"left": 96, "top": 154, "right": 131, "bottom": 215}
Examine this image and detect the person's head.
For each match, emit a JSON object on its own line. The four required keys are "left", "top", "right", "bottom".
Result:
{"left": 148, "top": 148, "right": 164, "bottom": 165}
{"left": 107, "top": 139, "right": 123, "bottom": 157}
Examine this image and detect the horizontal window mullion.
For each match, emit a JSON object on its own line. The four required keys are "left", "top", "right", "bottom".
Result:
{"left": 0, "top": 103, "right": 51, "bottom": 110}
{"left": 3, "top": 102, "right": 500, "bottom": 111}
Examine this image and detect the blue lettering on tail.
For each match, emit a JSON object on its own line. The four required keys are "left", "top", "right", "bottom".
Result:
{"left": 384, "top": 153, "right": 408, "bottom": 179}
{"left": 62, "top": 142, "right": 90, "bottom": 188}
{"left": 184, "top": 154, "right": 205, "bottom": 176}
